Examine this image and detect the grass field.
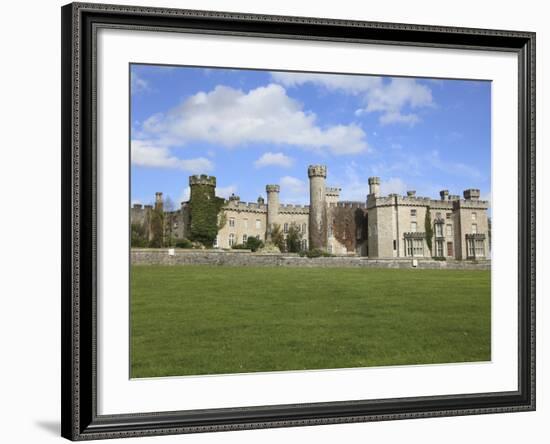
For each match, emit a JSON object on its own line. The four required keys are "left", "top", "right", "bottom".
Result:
{"left": 130, "top": 265, "right": 491, "bottom": 378}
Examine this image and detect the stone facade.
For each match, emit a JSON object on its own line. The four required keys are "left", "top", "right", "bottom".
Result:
{"left": 131, "top": 165, "right": 490, "bottom": 260}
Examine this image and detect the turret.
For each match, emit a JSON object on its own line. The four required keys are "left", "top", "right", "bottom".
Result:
{"left": 266, "top": 184, "right": 280, "bottom": 239}
{"left": 440, "top": 189, "right": 449, "bottom": 201}
{"left": 368, "top": 177, "right": 381, "bottom": 197}
{"left": 463, "top": 189, "right": 480, "bottom": 200}
{"left": 407, "top": 190, "right": 416, "bottom": 197}
{"left": 155, "top": 192, "right": 163, "bottom": 211}
{"left": 308, "top": 165, "right": 327, "bottom": 250}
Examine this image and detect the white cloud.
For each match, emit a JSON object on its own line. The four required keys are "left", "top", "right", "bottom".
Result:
{"left": 131, "top": 72, "right": 149, "bottom": 94}
{"left": 428, "top": 149, "right": 481, "bottom": 179}
{"left": 131, "top": 140, "right": 213, "bottom": 173}
{"left": 272, "top": 73, "right": 434, "bottom": 127}
{"left": 280, "top": 176, "right": 308, "bottom": 203}
{"left": 254, "top": 152, "right": 294, "bottom": 168}
{"left": 139, "top": 83, "right": 368, "bottom": 155}
{"left": 380, "top": 177, "right": 408, "bottom": 195}
{"left": 216, "top": 185, "right": 238, "bottom": 199}
{"left": 179, "top": 187, "right": 190, "bottom": 204}
{"left": 272, "top": 71, "right": 382, "bottom": 94}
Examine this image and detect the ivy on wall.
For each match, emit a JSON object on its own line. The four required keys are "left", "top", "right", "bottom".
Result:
{"left": 332, "top": 207, "right": 368, "bottom": 252}
{"left": 188, "top": 184, "right": 225, "bottom": 247}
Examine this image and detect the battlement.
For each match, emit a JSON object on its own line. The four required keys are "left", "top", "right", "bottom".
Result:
{"left": 189, "top": 174, "right": 216, "bottom": 187}
{"left": 266, "top": 184, "right": 280, "bottom": 193}
{"left": 330, "top": 201, "right": 367, "bottom": 209}
{"left": 279, "top": 203, "right": 310, "bottom": 214}
{"left": 368, "top": 177, "right": 381, "bottom": 185}
{"left": 368, "top": 192, "right": 489, "bottom": 210}
{"left": 223, "top": 200, "right": 268, "bottom": 213}
{"left": 463, "top": 188, "right": 480, "bottom": 200}
{"left": 325, "top": 186, "right": 341, "bottom": 196}
{"left": 228, "top": 193, "right": 240, "bottom": 201}
{"left": 308, "top": 164, "right": 327, "bottom": 178}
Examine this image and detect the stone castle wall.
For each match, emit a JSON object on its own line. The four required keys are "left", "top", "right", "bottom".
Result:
{"left": 131, "top": 249, "right": 490, "bottom": 270}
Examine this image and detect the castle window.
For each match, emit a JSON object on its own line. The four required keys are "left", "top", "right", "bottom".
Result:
{"left": 410, "top": 221, "right": 417, "bottom": 233}
{"left": 228, "top": 233, "right": 235, "bottom": 246}
{"left": 405, "top": 238, "right": 424, "bottom": 257}
{"left": 472, "top": 212, "right": 477, "bottom": 221}
{"left": 229, "top": 218, "right": 235, "bottom": 228}
{"left": 213, "top": 236, "right": 218, "bottom": 248}
{"left": 472, "top": 223, "right": 478, "bottom": 234}
{"left": 413, "top": 239, "right": 424, "bottom": 256}
{"left": 302, "top": 223, "right": 307, "bottom": 233}
{"left": 302, "top": 239, "right": 308, "bottom": 251}
{"left": 446, "top": 224, "right": 453, "bottom": 236}
{"left": 243, "top": 219, "right": 248, "bottom": 229}
{"left": 243, "top": 234, "right": 248, "bottom": 244}
{"left": 475, "top": 239, "right": 484, "bottom": 257}
{"left": 410, "top": 209, "right": 417, "bottom": 218}
{"left": 255, "top": 219, "right": 261, "bottom": 229}
{"left": 284, "top": 223, "right": 288, "bottom": 233}
{"left": 393, "top": 240, "right": 397, "bottom": 250}
{"left": 446, "top": 213, "right": 452, "bottom": 219}
{"left": 435, "top": 223, "right": 443, "bottom": 238}
{"left": 467, "top": 239, "right": 475, "bottom": 257}
{"left": 435, "top": 240, "right": 444, "bottom": 257}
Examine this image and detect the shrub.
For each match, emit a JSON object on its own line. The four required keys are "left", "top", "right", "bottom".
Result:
{"left": 231, "top": 244, "right": 249, "bottom": 250}
{"left": 305, "top": 248, "right": 332, "bottom": 258}
{"left": 245, "top": 237, "right": 264, "bottom": 252}
{"left": 259, "top": 243, "right": 281, "bottom": 254}
{"left": 432, "top": 256, "right": 446, "bottom": 261}
{"left": 175, "top": 239, "right": 193, "bottom": 249}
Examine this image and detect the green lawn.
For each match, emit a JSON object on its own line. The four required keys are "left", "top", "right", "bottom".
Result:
{"left": 130, "top": 265, "right": 491, "bottom": 378}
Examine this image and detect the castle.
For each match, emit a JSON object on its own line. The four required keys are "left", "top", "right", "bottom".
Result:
{"left": 131, "top": 165, "right": 490, "bottom": 260}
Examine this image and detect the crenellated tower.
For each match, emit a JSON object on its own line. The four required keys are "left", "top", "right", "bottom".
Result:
{"left": 265, "top": 184, "right": 280, "bottom": 240}
{"left": 308, "top": 165, "right": 327, "bottom": 250}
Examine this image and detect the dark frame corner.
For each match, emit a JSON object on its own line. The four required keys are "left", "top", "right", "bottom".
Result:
{"left": 61, "top": 2, "right": 535, "bottom": 440}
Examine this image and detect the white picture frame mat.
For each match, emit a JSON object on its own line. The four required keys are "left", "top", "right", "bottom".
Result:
{"left": 96, "top": 27, "right": 518, "bottom": 415}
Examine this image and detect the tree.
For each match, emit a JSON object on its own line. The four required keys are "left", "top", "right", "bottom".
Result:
{"left": 286, "top": 223, "right": 303, "bottom": 253}
{"left": 130, "top": 223, "right": 147, "bottom": 247}
{"left": 424, "top": 206, "right": 433, "bottom": 254}
{"left": 270, "top": 224, "right": 286, "bottom": 252}
{"left": 149, "top": 206, "right": 164, "bottom": 248}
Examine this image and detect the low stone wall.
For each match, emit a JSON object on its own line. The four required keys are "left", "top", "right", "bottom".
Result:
{"left": 131, "top": 249, "right": 491, "bottom": 270}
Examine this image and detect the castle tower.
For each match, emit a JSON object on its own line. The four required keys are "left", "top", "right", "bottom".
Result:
{"left": 368, "top": 177, "right": 380, "bottom": 197}
{"left": 154, "top": 192, "right": 163, "bottom": 211}
{"left": 189, "top": 174, "right": 217, "bottom": 198}
{"left": 266, "top": 184, "right": 280, "bottom": 240}
{"left": 188, "top": 175, "right": 217, "bottom": 245}
{"left": 308, "top": 165, "right": 327, "bottom": 250}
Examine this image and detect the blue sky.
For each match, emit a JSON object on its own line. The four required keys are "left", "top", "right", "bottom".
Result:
{"left": 130, "top": 64, "right": 491, "bottom": 209}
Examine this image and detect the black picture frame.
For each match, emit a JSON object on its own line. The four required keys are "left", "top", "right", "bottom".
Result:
{"left": 61, "top": 2, "right": 536, "bottom": 440}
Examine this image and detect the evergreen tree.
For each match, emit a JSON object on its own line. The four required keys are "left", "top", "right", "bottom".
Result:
{"left": 424, "top": 207, "right": 433, "bottom": 254}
